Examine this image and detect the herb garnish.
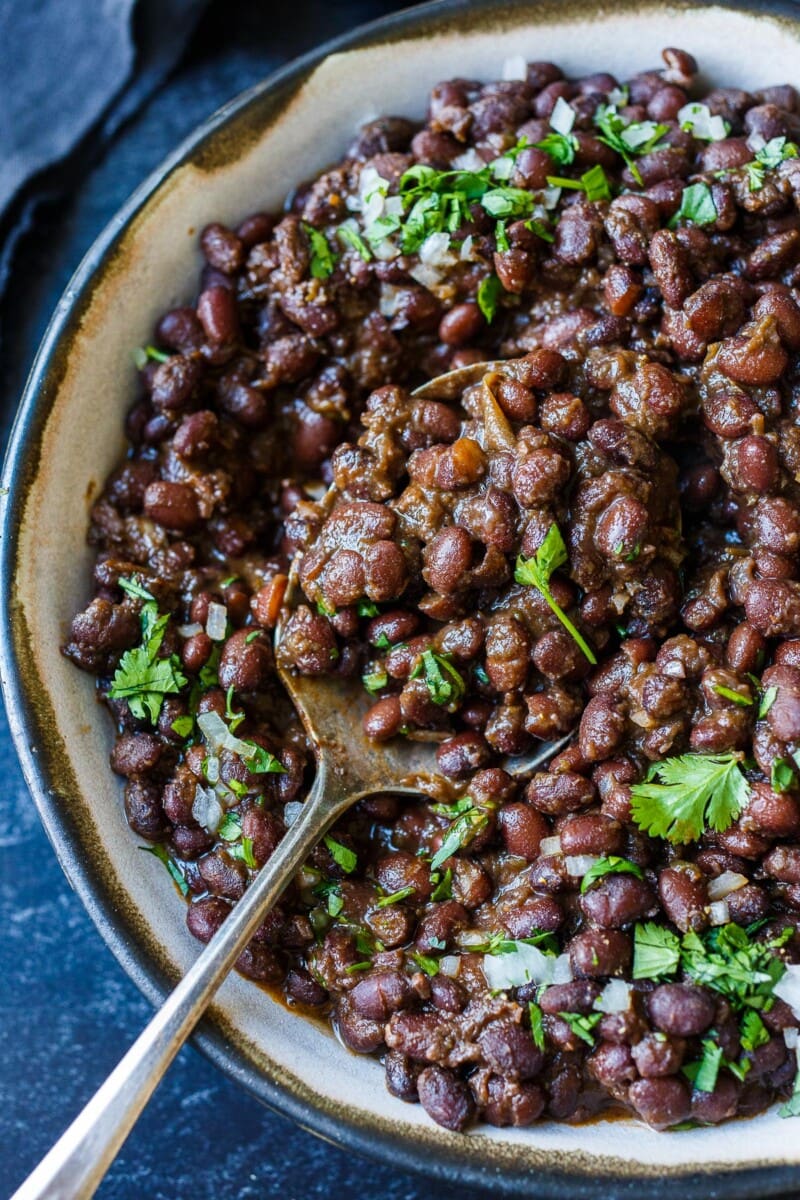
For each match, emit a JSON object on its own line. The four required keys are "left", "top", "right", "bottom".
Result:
{"left": 477, "top": 274, "right": 504, "bottom": 323}
{"left": 669, "top": 182, "right": 717, "bottom": 227}
{"left": 362, "top": 668, "right": 388, "bottom": 695}
{"left": 559, "top": 1010, "right": 603, "bottom": 1046}
{"left": 303, "top": 223, "right": 338, "bottom": 278}
{"left": 593, "top": 103, "right": 668, "bottom": 183}
{"left": 742, "top": 136, "right": 799, "bottom": 191}
{"left": 514, "top": 523, "right": 597, "bottom": 664}
{"left": 528, "top": 1000, "right": 546, "bottom": 1051}
{"left": 632, "top": 922, "right": 681, "bottom": 980}
{"left": 772, "top": 759, "right": 798, "bottom": 794}
{"left": 580, "top": 856, "right": 644, "bottom": 894}
{"left": 629, "top": 751, "right": 750, "bottom": 843}
{"left": 411, "top": 649, "right": 466, "bottom": 710}
{"left": 140, "top": 843, "right": 189, "bottom": 896}
{"left": 324, "top": 835, "right": 357, "bottom": 874}
{"left": 410, "top": 951, "right": 440, "bottom": 977}
{"left": 430, "top": 805, "right": 489, "bottom": 872}
{"left": 133, "top": 345, "right": 170, "bottom": 370}
{"left": 376, "top": 885, "right": 416, "bottom": 908}
{"left": 711, "top": 683, "right": 753, "bottom": 707}
{"left": 546, "top": 164, "right": 611, "bottom": 202}
{"left": 759, "top": 686, "right": 778, "bottom": 718}
{"left": 430, "top": 867, "right": 453, "bottom": 902}
{"left": 683, "top": 1039, "right": 724, "bottom": 1093}
{"left": 109, "top": 587, "right": 187, "bottom": 724}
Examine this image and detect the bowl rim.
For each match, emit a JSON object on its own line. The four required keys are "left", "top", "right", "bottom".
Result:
{"left": 4, "top": 0, "right": 800, "bottom": 1195}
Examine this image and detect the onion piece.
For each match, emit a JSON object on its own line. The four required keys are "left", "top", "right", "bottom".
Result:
{"left": 482, "top": 942, "right": 555, "bottom": 990}
{"left": 539, "top": 835, "right": 562, "bottom": 857}
{"left": 775, "top": 964, "right": 800, "bottom": 1019}
{"left": 283, "top": 800, "right": 304, "bottom": 828}
{"left": 550, "top": 95, "right": 576, "bottom": 135}
{"left": 452, "top": 148, "right": 485, "bottom": 172}
{"left": 709, "top": 899, "right": 730, "bottom": 926}
{"left": 379, "top": 284, "right": 403, "bottom": 318}
{"left": 177, "top": 622, "right": 203, "bottom": 638}
{"left": 502, "top": 54, "right": 527, "bottom": 81}
{"left": 565, "top": 854, "right": 601, "bottom": 878}
{"left": 439, "top": 955, "right": 461, "bottom": 978}
{"left": 457, "top": 929, "right": 488, "bottom": 948}
{"left": 409, "top": 262, "right": 442, "bottom": 289}
{"left": 205, "top": 601, "right": 227, "bottom": 642}
{"left": 595, "top": 979, "right": 633, "bottom": 1014}
{"left": 784, "top": 1028, "right": 799, "bottom": 1050}
{"left": 551, "top": 953, "right": 573, "bottom": 984}
{"left": 197, "top": 709, "right": 257, "bottom": 761}
{"left": 707, "top": 871, "right": 749, "bottom": 901}
{"left": 419, "top": 232, "right": 455, "bottom": 268}
{"left": 204, "top": 755, "right": 220, "bottom": 785}
{"left": 192, "top": 784, "right": 222, "bottom": 834}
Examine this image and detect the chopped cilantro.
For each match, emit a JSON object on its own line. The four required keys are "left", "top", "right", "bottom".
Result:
{"left": 376, "top": 885, "right": 416, "bottom": 908}
{"left": 546, "top": 164, "right": 611, "bottom": 201}
{"left": 740, "top": 1009, "right": 770, "bottom": 1053}
{"left": 772, "top": 759, "right": 797, "bottom": 794}
{"left": 410, "top": 951, "right": 440, "bottom": 977}
{"left": 109, "top": 599, "right": 187, "bottom": 724}
{"left": 362, "top": 669, "right": 388, "bottom": 694}
{"left": 580, "top": 856, "right": 644, "bottom": 894}
{"left": 477, "top": 273, "right": 504, "bottom": 323}
{"left": 303, "top": 223, "right": 338, "bottom": 278}
{"left": 337, "top": 222, "right": 372, "bottom": 261}
{"left": 430, "top": 806, "right": 489, "bottom": 872}
{"left": 133, "top": 345, "right": 170, "bottom": 369}
{"left": 681, "top": 923, "right": 792, "bottom": 1011}
{"left": 630, "top": 751, "right": 750, "bottom": 843}
{"left": 245, "top": 630, "right": 261, "bottom": 645}
{"left": 535, "top": 130, "right": 579, "bottom": 166}
{"left": 633, "top": 922, "right": 681, "bottom": 981}
{"left": 170, "top": 714, "right": 194, "bottom": 739}
{"left": 430, "top": 867, "right": 453, "bottom": 902}
{"left": 759, "top": 686, "right": 778, "bottom": 718}
{"left": 228, "top": 836, "right": 258, "bottom": 870}
{"left": 514, "top": 523, "right": 597, "bottom": 664}
{"left": 140, "top": 843, "right": 189, "bottom": 896}
{"left": 225, "top": 685, "right": 245, "bottom": 733}
{"left": 669, "top": 182, "right": 717, "bottom": 227}
{"left": 712, "top": 683, "right": 753, "bottom": 707}
{"left": 118, "top": 576, "right": 155, "bottom": 601}
{"left": 559, "top": 1010, "right": 602, "bottom": 1046}
{"left": 780, "top": 1060, "right": 800, "bottom": 1118}
{"left": 357, "top": 598, "right": 380, "bottom": 617}
{"left": 324, "top": 836, "right": 357, "bottom": 874}
{"left": 528, "top": 1000, "right": 546, "bottom": 1051}
{"left": 683, "top": 1039, "right": 723, "bottom": 1093}
{"left": 593, "top": 103, "right": 668, "bottom": 183}
{"left": 410, "top": 649, "right": 466, "bottom": 710}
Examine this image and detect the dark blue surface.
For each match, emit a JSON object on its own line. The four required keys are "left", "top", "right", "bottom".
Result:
{"left": 0, "top": 4, "right": 462, "bottom": 1196}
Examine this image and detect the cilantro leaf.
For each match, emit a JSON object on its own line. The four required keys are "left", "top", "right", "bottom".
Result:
{"left": 430, "top": 867, "right": 453, "bottom": 902}
{"left": 528, "top": 1000, "right": 546, "bottom": 1050}
{"left": 740, "top": 1009, "right": 770, "bottom": 1053}
{"left": 410, "top": 951, "right": 440, "bottom": 977}
{"left": 535, "top": 131, "right": 579, "bottom": 166}
{"left": 109, "top": 600, "right": 187, "bottom": 725}
{"left": 630, "top": 751, "right": 750, "bottom": 843}
{"left": 140, "top": 843, "right": 189, "bottom": 896}
{"left": 303, "top": 223, "right": 338, "bottom": 278}
{"left": 772, "top": 759, "right": 797, "bottom": 794}
{"left": 580, "top": 856, "right": 644, "bottom": 894}
{"left": 410, "top": 650, "right": 465, "bottom": 710}
{"left": 514, "top": 523, "right": 597, "bottom": 664}
{"left": 362, "top": 669, "right": 388, "bottom": 694}
{"left": 477, "top": 273, "right": 504, "bottom": 323}
{"left": 669, "top": 182, "right": 717, "bottom": 227}
{"left": 593, "top": 103, "right": 668, "bottom": 183}
{"left": 133, "top": 345, "right": 170, "bottom": 369}
{"left": 683, "top": 1038, "right": 723, "bottom": 1093}
{"left": 324, "top": 836, "right": 357, "bottom": 874}
{"left": 559, "top": 1010, "right": 602, "bottom": 1046}
{"left": 376, "top": 885, "right": 416, "bottom": 908}
{"left": 118, "top": 576, "right": 155, "bottom": 601}
{"left": 431, "top": 806, "right": 489, "bottom": 872}
{"left": 546, "top": 164, "right": 611, "bottom": 201}
{"left": 633, "top": 922, "right": 681, "bottom": 981}
{"left": 759, "top": 686, "right": 778, "bottom": 718}
{"left": 681, "top": 922, "right": 792, "bottom": 1011}
{"left": 711, "top": 683, "right": 752, "bottom": 707}
{"left": 337, "top": 222, "right": 372, "bottom": 261}
{"left": 170, "top": 714, "right": 194, "bottom": 740}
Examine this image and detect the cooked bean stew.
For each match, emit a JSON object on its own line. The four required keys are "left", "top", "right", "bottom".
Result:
{"left": 66, "top": 47, "right": 800, "bottom": 1133}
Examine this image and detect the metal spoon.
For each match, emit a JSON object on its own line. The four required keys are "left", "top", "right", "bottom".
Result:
{"left": 12, "top": 363, "right": 568, "bottom": 1200}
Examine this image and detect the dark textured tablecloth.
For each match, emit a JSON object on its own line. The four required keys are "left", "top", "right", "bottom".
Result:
{"left": 0, "top": 3, "right": 464, "bottom": 1196}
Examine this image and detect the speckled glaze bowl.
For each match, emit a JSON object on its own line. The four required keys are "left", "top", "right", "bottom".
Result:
{"left": 4, "top": 1, "right": 800, "bottom": 1194}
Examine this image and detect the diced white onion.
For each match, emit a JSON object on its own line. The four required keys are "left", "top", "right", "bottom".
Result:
{"left": 371, "top": 236, "right": 400, "bottom": 261}
{"left": 379, "top": 284, "right": 403, "bottom": 318}
{"left": 197, "top": 709, "right": 255, "bottom": 761}
{"left": 550, "top": 95, "right": 576, "bottom": 135}
{"left": 607, "top": 86, "right": 628, "bottom": 107}
{"left": 284, "top": 800, "right": 304, "bottom": 828}
{"left": 177, "top": 622, "right": 203, "bottom": 638}
{"left": 551, "top": 953, "right": 573, "bottom": 984}
{"left": 409, "top": 262, "right": 443, "bottom": 288}
{"left": 439, "top": 955, "right": 461, "bottom": 978}
{"left": 784, "top": 1028, "right": 799, "bottom": 1049}
{"left": 565, "top": 854, "right": 601, "bottom": 877}
{"left": 747, "top": 131, "right": 767, "bottom": 153}
{"left": 539, "top": 835, "right": 562, "bottom": 856}
{"left": 677, "top": 101, "right": 728, "bottom": 142}
{"left": 709, "top": 899, "right": 730, "bottom": 926}
{"left": 707, "top": 871, "right": 749, "bottom": 901}
{"left": 457, "top": 929, "right": 489, "bottom": 948}
{"left": 490, "top": 153, "right": 515, "bottom": 182}
{"left": 205, "top": 602, "right": 227, "bottom": 642}
{"left": 502, "top": 54, "right": 528, "bottom": 81}
{"left": 452, "top": 148, "right": 486, "bottom": 172}
{"left": 595, "top": 979, "right": 633, "bottom": 1014}
{"left": 542, "top": 185, "right": 562, "bottom": 211}
{"left": 775, "top": 964, "right": 800, "bottom": 1019}
{"left": 482, "top": 941, "right": 556, "bottom": 990}
{"left": 418, "top": 232, "right": 455, "bottom": 268}
{"left": 204, "top": 755, "right": 220, "bottom": 785}
{"left": 460, "top": 235, "right": 475, "bottom": 262}
{"left": 192, "top": 784, "right": 222, "bottom": 834}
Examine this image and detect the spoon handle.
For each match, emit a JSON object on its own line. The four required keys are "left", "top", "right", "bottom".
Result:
{"left": 11, "top": 766, "right": 342, "bottom": 1200}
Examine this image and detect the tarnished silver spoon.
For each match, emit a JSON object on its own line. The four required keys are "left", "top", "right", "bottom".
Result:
{"left": 12, "top": 362, "right": 568, "bottom": 1200}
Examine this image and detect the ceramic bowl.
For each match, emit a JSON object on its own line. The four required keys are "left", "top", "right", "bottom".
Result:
{"left": 4, "top": 1, "right": 800, "bottom": 1194}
